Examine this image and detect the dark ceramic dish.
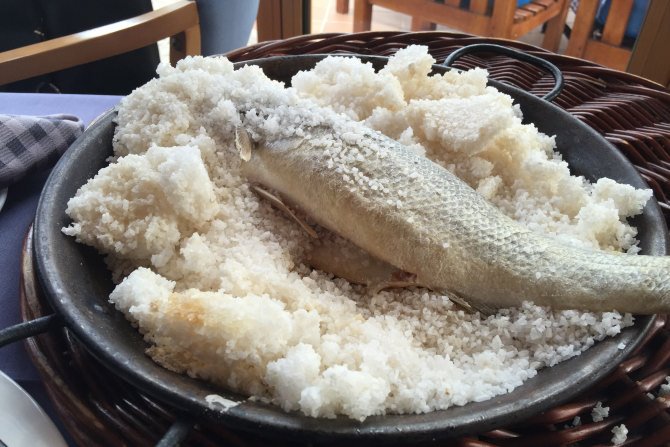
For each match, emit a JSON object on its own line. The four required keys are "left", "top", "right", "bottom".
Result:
{"left": 32, "top": 54, "right": 667, "bottom": 443}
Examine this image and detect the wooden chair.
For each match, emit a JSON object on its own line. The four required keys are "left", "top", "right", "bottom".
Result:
{"left": 0, "top": 0, "right": 200, "bottom": 87}
{"left": 627, "top": 1, "right": 670, "bottom": 88}
{"left": 565, "top": 0, "right": 645, "bottom": 72}
{"left": 338, "top": 0, "right": 351, "bottom": 14}
{"left": 256, "top": 0, "right": 310, "bottom": 41}
{"left": 352, "top": 0, "right": 571, "bottom": 51}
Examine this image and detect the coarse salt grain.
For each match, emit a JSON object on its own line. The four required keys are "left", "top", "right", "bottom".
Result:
{"left": 659, "top": 376, "right": 670, "bottom": 397}
{"left": 611, "top": 424, "right": 628, "bottom": 445}
{"left": 591, "top": 401, "right": 609, "bottom": 422}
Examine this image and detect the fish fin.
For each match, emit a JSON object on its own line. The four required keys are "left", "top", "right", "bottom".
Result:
{"left": 369, "top": 271, "right": 424, "bottom": 295}
{"left": 445, "top": 292, "right": 497, "bottom": 317}
{"left": 370, "top": 275, "right": 497, "bottom": 317}
{"left": 251, "top": 185, "right": 318, "bottom": 238}
{"left": 235, "top": 126, "right": 253, "bottom": 161}
{"left": 308, "top": 238, "right": 402, "bottom": 287}
{"left": 307, "top": 237, "right": 486, "bottom": 316}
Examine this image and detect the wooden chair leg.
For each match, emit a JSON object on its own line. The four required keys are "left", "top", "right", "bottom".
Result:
{"left": 411, "top": 17, "right": 436, "bottom": 31}
{"left": 336, "top": 0, "right": 349, "bottom": 14}
{"left": 565, "top": 0, "right": 599, "bottom": 58}
{"left": 353, "top": 0, "right": 373, "bottom": 31}
{"left": 542, "top": 0, "right": 571, "bottom": 52}
{"left": 488, "top": 1, "right": 516, "bottom": 38}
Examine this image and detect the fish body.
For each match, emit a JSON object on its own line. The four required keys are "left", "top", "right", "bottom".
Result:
{"left": 241, "top": 118, "right": 670, "bottom": 315}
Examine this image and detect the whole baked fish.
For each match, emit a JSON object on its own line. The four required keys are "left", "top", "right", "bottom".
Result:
{"left": 239, "top": 117, "right": 670, "bottom": 315}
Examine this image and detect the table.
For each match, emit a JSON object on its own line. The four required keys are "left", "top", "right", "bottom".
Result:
{"left": 0, "top": 93, "right": 121, "bottom": 444}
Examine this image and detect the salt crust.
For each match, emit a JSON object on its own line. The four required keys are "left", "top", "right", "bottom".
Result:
{"left": 205, "top": 394, "right": 239, "bottom": 411}
{"left": 63, "top": 46, "right": 650, "bottom": 421}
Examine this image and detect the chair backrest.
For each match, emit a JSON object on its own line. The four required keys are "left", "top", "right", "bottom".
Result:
{"left": 353, "top": 0, "right": 569, "bottom": 51}
{"left": 0, "top": 0, "right": 200, "bottom": 90}
{"left": 565, "top": 0, "right": 647, "bottom": 71}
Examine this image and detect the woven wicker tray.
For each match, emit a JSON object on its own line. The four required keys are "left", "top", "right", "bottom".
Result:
{"left": 22, "top": 32, "right": 670, "bottom": 446}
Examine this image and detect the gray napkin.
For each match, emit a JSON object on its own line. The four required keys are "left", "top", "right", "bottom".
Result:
{"left": 0, "top": 114, "right": 84, "bottom": 189}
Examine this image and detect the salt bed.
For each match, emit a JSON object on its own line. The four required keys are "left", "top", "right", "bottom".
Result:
{"left": 62, "top": 46, "right": 650, "bottom": 421}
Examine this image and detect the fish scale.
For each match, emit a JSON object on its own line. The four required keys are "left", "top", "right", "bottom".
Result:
{"left": 241, "top": 113, "right": 670, "bottom": 315}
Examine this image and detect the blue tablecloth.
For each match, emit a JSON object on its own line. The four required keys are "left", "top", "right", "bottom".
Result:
{"left": 0, "top": 93, "right": 121, "bottom": 444}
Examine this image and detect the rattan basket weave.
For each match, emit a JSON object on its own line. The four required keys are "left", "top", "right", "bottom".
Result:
{"left": 22, "top": 32, "right": 670, "bottom": 446}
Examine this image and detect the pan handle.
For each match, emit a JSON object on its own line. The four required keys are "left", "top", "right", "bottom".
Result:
{"left": 0, "top": 314, "right": 63, "bottom": 348}
{"left": 442, "top": 43, "right": 564, "bottom": 102}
